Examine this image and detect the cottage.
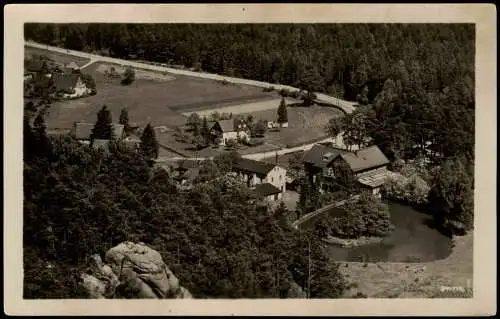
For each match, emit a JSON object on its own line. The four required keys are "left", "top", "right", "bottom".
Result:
{"left": 253, "top": 183, "right": 283, "bottom": 202}
{"left": 231, "top": 158, "right": 286, "bottom": 200}
{"left": 210, "top": 119, "right": 250, "bottom": 146}
{"left": 303, "top": 144, "right": 390, "bottom": 197}
{"left": 72, "top": 122, "right": 125, "bottom": 144}
{"left": 52, "top": 73, "right": 90, "bottom": 98}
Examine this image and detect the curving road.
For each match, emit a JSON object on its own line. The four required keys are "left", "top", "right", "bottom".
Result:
{"left": 25, "top": 41, "right": 354, "bottom": 162}
{"left": 25, "top": 41, "right": 357, "bottom": 114}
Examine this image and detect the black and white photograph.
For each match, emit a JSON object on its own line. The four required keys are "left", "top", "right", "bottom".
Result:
{"left": 4, "top": 3, "right": 496, "bottom": 316}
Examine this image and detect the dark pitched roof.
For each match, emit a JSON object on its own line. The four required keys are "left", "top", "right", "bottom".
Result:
{"left": 338, "top": 146, "right": 390, "bottom": 172}
{"left": 302, "top": 144, "right": 349, "bottom": 168}
{"left": 73, "top": 122, "right": 125, "bottom": 140}
{"left": 53, "top": 73, "right": 81, "bottom": 91}
{"left": 213, "top": 119, "right": 235, "bottom": 132}
{"left": 233, "top": 158, "right": 276, "bottom": 176}
{"left": 254, "top": 183, "right": 281, "bottom": 198}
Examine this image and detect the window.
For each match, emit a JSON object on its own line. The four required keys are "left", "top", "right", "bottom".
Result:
{"left": 271, "top": 177, "right": 274, "bottom": 183}
{"left": 328, "top": 167, "right": 334, "bottom": 176}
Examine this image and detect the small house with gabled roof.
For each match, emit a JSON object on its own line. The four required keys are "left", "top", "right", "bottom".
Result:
{"left": 52, "top": 73, "right": 90, "bottom": 99}
{"left": 231, "top": 157, "right": 286, "bottom": 200}
{"left": 210, "top": 119, "right": 250, "bottom": 146}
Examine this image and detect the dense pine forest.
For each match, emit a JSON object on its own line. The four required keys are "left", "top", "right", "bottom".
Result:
{"left": 24, "top": 24, "right": 474, "bottom": 100}
{"left": 23, "top": 123, "right": 346, "bottom": 298}
{"left": 23, "top": 24, "right": 475, "bottom": 298}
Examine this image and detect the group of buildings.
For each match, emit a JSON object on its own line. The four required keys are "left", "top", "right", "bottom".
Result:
{"left": 71, "top": 121, "right": 140, "bottom": 152}
{"left": 24, "top": 59, "right": 92, "bottom": 99}
{"left": 208, "top": 116, "right": 288, "bottom": 147}
{"left": 168, "top": 140, "right": 393, "bottom": 203}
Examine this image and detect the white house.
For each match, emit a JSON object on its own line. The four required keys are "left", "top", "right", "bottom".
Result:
{"left": 53, "top": 73, "right": 90, "bottom": 99}
{"left": 210, "top": 119, "right": 250, "bottom": 146}
{"left": 232, "top": 158, "right": 287, "bottom": 201}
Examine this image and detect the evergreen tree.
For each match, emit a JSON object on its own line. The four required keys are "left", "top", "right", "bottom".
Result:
{"left": 119, "top": 108, "right": 130, "bottom": 135}
{"left": 140, "top": 123, "right": 159, "bottom": 160}
{"left": 91, "top": 105, "right": 113, "bottom": 142}
{"left": 23, "top": 115, "right": 36, "bottom": 162}
{"left": 33, "top": 113, "right": 52, "bottom": 158}
{"left": 200, "top": 116, "right": 210, "bottom": 143}
{"left": 277, "top": 97, "right": 288, "bottom": 124}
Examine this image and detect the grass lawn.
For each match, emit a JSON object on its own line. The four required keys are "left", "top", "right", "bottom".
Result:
{"left": 25, "top": 46, "right": 90, "bottom": 67}
{"left": 43, "top": 61, "right": 277, "bottom": 130}
{"left": 340, "top": 233, "right": 473, "bottom": 298}
{"left": 242, "top": 105, "right": 343, "bottom": 148}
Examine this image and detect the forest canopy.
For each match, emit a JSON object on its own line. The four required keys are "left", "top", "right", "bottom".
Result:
{"left": 24, "top": 23, "right": 475, "bottom": 101}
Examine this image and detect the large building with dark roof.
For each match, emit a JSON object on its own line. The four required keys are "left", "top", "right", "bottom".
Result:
{"left": 302, "top": 143, "right": 391, "bottom": 197}
{"left": 231, "top": 157, "right": 287, "bottom": 201}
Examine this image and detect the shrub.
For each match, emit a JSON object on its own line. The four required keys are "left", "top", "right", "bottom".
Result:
{"left": 383, "top": 168, "right": 430, "bottom": 205}
{"left": 121, "top": 66, "right": 136, "bottom": 85}
{"left": 324, "top": 195, "right": 395, "bottom": 239}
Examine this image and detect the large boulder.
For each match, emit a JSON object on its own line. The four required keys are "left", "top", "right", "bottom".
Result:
{"left": 79, "top": 242, "right": 192, "bottom": 299}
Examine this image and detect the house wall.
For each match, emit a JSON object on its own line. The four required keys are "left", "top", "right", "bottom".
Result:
{"left": 219, "top": 130, "right": 250, "bottom": 146}
{"left": 264, "top": 166, "right": 287, "bottom": 194}
{"left": 62, "top": 77, "right": 90, "bottom": 98}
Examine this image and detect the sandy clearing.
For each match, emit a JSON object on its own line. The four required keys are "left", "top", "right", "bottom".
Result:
{"left": 181, "top": 97, "right": 302, "bottom": 118}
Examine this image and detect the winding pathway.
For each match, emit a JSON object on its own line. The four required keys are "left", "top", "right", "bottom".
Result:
{"left": 25, "top": 41, "right": 356, "bottom": 162}
{"left": 25, "top": 41, "right": 357, "bottom": 114}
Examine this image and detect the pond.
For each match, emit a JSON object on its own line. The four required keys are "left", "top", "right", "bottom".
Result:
{"left": 301, "top": 201, "right": 453, "bottom": 263}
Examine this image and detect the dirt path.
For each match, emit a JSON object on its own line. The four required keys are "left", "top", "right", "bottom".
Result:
{"left": 340, "top": 233, "right": 473, "bottom": 298}
{"left": 25, "top": 41, "right": 357, "bottom": 114}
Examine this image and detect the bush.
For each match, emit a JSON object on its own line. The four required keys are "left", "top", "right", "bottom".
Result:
{"left": 321, "top": 195, "right": 395, "bottom": 239}
{"left": 121, "top": 66, "right": 136, "bottom": 85}
{"left": 383, "top": 173, "right": 430, "bottom": 205}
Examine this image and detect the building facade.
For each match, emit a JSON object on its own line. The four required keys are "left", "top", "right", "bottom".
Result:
{"left": 210, "top": 119, "right": 250, "bottom": 146}
{"left": 231, "top": 158, "right": 287, "bottom": 200}
{"left": 303, "top": 144, "right": 391, "bottom": 197}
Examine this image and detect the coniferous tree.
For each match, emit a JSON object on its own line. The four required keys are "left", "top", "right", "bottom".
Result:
{"left": 23, "top": 115, "right": 37, "bottom": 162}
{"left": 277, "top": 97, "right": 288, "bottom": 124}
{"left": 140, "top": 123, "right": 159, "bottom": 160}
{"left": 200, "top": 116, "right": 210, "bottom": 143}
{"left": 33, "top": 113, "right": 52, "bottom": 158}
{"left": 119, "top": 108, "right": 130, "bottom": 135}
{"left": 91, "top": 105, "right": 113, "bottom": 142}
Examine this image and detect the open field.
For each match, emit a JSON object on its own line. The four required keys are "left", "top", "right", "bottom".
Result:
{"left": 25, "top": 46, "right": 90, "bottom": 67}
{"left": 341, "top": 233, "right": 473, "bottom": 298}
{"left": 245, "top": 105, "right": 343, "bottom": 148}
{"left": 32, "top": 48, "right": 344, "bottom": 159}
{"left": 182, "top": 97, "right": 302, "bottom": 117}
{"left": 43, "top": 61, "right": 277, "bottom": 130}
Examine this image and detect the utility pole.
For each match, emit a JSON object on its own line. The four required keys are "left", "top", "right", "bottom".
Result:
{"left": 307, "top": 238, "right": 311, "bottom": 299}
{"left": 177, "top": 243, "right": 180, "bottom": 265}
{"left": 276, "top": 254, "right": 280, "bottom": 298}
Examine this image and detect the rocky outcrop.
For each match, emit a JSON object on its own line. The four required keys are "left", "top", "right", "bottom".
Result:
{"left": 79, "top": 242, "right": 192, "bottom": 299}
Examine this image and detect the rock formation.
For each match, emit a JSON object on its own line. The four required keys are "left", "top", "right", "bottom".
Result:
{"left": 79, "top": 242, "right": 192, "bottom": 299}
